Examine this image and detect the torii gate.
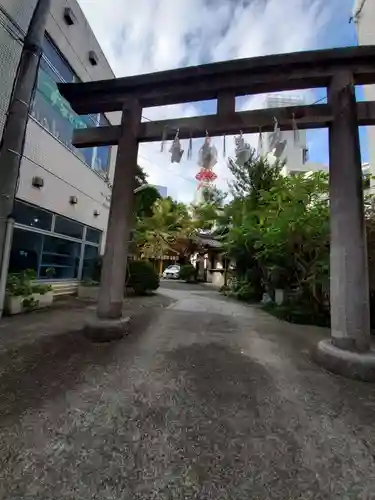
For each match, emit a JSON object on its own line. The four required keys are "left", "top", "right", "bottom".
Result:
{"left": 59, "top": 46, "right": 375, "bottom": 380}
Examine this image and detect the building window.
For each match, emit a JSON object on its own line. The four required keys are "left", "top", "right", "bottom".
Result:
{"left": 302, "top": 148, "right": 309, "bottom": 164}
{"left": 82, "top": 244, "right": 99, "bottom": 280}
{"left": 40, "top": 235, "right": 81, "bottom": 279}
{"left": 10, "top": 201, "right": 102, "bottom": 281}
{"left": 30, "top": 35, "right": 111, "bottom": 175}
{"left": 9, "top": 228, "right": 43, "bottom": 275}
{"left": 42, "top": 34, "right": 76, "bottom": 83}
{"left": 13, "top": 201, "right": 52, "bottom": 231}
{"left": 86, "top": 227, "right": 101, "bottom": 244}
{"left": 55, "top": 215, "right": 84, "bottom": 240}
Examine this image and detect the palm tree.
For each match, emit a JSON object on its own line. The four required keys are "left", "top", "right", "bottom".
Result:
{"left": 135, "top": 197, "right": 195, "bottom": 273}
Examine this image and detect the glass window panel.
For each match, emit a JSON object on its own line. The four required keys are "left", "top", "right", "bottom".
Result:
{"left": 42, "top": 35, "right": 75, "bottom": 83}
{"left": 99, "top": 114, "right": 110, "bottom": 127}
{"left": 54, "top": 216, "right": 83, "bottom": 239}
{"left": 92, "top": 146, "right": 110, "bottom": 174}
{"left": 13, "top": 201, "right": 52, "bottom": 230}
{"left": 31, "top": 36, "right": 105, "bottom": 172}
{"left": 9, "top": 228, "right": 43, "bottom": 275}
{"left": 40, "top": 235, "right": 81, "bottom": 279}
{"left": 86, "top": 227, "right": 102, "bottom": 244}
{"left": 82, "top": 244, "right": 100, "bottom": 280}
{"left": 30, "top": 66, "right": 96, "bottom": 167}
{"left": 40, "top": 57, "right": 60, "bottom": 82}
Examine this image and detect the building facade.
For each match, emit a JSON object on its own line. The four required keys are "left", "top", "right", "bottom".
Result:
{"left": 150, "top": 185, "right": 168, "bottom": 198}
{"left": 263, "top": 94, "right": 329, "bottom": 176}
{"left": 353, "top": 0, "right": 375, "bottom": 187}
{"left": 0, "top": 0, "right": 118, "bottom": 284}
{"left": 263, "top": 95, "right": 309, "bottom": 175}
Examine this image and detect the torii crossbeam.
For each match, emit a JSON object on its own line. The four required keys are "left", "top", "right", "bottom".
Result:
{"left": 59, "top": 46, "right": 375, "bottom": 379}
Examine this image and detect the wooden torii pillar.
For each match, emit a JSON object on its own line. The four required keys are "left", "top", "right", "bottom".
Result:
{"left": 59, "top": 46, "right": 375, "bottom": 379}
{"left": 314, "top": 71, "right": 375, "bottom": 379}
{"left": 80, "top": 100, "right": 142, "bottom": 340}
{"left": 96, "top": 101, "right": 141, "bottom": 322}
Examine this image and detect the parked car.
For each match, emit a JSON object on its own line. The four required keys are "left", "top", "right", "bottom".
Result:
{"left": 162, "top": 264, "right": 181, "bottom": 279}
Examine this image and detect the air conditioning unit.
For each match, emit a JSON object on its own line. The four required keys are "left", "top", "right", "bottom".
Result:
{"left": 88, "top": 50, "right": 98, "bottom": 66}
{"left": 64, "top": 7, "right": 76, "bottom": 26}
{"left": 32, "top": 176, "right": 44, "bottom": 188}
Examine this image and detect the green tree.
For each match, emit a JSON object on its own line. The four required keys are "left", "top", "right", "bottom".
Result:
{"left": 222, "top": 147, "right": 331, "bottom": 309}
{"left": 223, "top": 152, "right": 283, "bottom": 288}
{"left": 135, "top": 185, "right": 161, "bottom": 218}
{"left": 135, "top": 164, "right": 147, "bottom": 188}
{"left": 135, "top": 197, "right": 194, "bottom": 260}
{"left": 254, "top": 171, "right": 330, "bottom": 306}
{"left": 228, "top": 148, "right": 283, "bottom": 204}
{"left": 193, "top": 186, "right": 227, "bottom": 232}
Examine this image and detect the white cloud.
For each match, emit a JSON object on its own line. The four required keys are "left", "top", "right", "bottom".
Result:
{"left": 78, "top": 0, "right": 335, "bottom": 202}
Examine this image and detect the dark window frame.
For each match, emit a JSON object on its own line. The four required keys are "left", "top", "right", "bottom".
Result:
{"left": 13, "top": 200, "right": 53, "bottom": 231}
{"left": 86, "top": 227, "right": 102, "bottom": 245}
{"left": 54, "top": 214, "right": 84, "bottom": 240}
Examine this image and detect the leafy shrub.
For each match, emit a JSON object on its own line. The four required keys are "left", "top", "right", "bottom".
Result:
{"left": 235, "top": 282, "right": 257, "bottom": 302}
{"left": 7, "top": 270, "right": 52, "bottom": 297}
{"left": 263, "top": 302, "right": 330, "bottom": 328}
{"left": 22, "top": 296, "right": 39, "bottom": 311}
{"left": 6, "top": 270, "right": 34, "bottom": 296}
{"left": 223, "top": 278, "right": 261, "bottom": 302}
{"left": 126, "top": 260, "right": 159, "bottom": 295}
{"left": 179, "top": 264, "right": 196, "bottom": 282}
{"left": 31, "top": 283, "right": 52, "bottom": 295}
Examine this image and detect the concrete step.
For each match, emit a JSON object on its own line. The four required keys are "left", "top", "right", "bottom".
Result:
{"left": 49, "top": 281, "right": 79, "bottom": 297}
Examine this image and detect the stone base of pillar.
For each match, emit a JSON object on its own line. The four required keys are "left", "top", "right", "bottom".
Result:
{"left": 314, "top": 339, "right": 375, "bottom": 382}
{"left": 84, "top": 314, "right": 130, "bottom": 342}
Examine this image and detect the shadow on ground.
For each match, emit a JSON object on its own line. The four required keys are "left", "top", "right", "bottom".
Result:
{"left": 0, "top": 294, "right": 171, "bottom": 422}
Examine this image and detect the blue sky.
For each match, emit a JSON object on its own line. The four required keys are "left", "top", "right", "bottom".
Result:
{"left": 306, "top": 0, "right": 368, "bottom": 165}
{"left": 78, "top": 0, "right": 369, "bottom": 201}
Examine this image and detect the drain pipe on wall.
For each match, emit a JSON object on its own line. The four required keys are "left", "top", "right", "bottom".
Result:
{"left": 350, "top": 0, "right": 367, "bottom": 23}
{"left": 0, "top": 218, "right": 14, "bottom": 319}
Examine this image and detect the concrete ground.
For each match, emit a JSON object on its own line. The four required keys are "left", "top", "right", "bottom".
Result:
{"left": 1, "top": 282, "right": 375, "bottom": 499}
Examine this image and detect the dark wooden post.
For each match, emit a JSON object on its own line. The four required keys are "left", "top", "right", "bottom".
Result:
{"left": 91, "top": 99, "right": 141, "bottom": 337}
{"left": 328, "top": 71, "right": 370, "bottom": 352}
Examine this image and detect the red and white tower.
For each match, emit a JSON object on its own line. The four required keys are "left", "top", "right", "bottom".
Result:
{"left": 195, "top": 135, "right": 218, "bottom": 202}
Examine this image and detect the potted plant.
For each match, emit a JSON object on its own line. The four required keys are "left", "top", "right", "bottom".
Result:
{"left": 32, "top": 282, "right": 54, "bottom": 308}
{"left": 45, "top": 267, "right": 56, "bottom": 280}
{"left": 5, "top": 269, "right": 53, "bottom": 315}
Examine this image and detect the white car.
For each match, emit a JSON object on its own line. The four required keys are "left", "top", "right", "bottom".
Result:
{"left": 162, "top": 264, "right": 180, "bottom": 279}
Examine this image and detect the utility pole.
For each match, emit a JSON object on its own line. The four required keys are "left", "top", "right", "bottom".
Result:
{"left": 0, "top": 0, "right": 51, "bottom": 294}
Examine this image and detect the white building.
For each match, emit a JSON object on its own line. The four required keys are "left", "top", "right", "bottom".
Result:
{"left": 151, "top": 185, "right": 168, "bottom": 198}
{"left": 263, "top": 94, "right": 328, "bottom": 176}
{"left": 0, "top": 0, "right": 118, "bottom": 290}
{"left": 353, "top": 0, "right": 375, "bottom": 187}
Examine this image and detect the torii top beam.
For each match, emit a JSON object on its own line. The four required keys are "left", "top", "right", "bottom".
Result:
{"left": 59, "top": 46, "right": 375, "bottom": 114}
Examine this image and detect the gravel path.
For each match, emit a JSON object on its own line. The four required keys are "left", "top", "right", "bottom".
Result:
{"left": 1, "top": 282, "right": 375, "bottom": 499}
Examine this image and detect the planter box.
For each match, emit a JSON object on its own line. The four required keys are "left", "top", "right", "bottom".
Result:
{"left": 78, "top": 285, "right": 99, "bottom": 300}
{"left": 37, "top": 291, "right": 54, "bottom": 307}
{"left": 5, "top": 296, "right": 23, "bottom": 315}
{"left": 4, "top": 291, "right": 54, "bottom": 315}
